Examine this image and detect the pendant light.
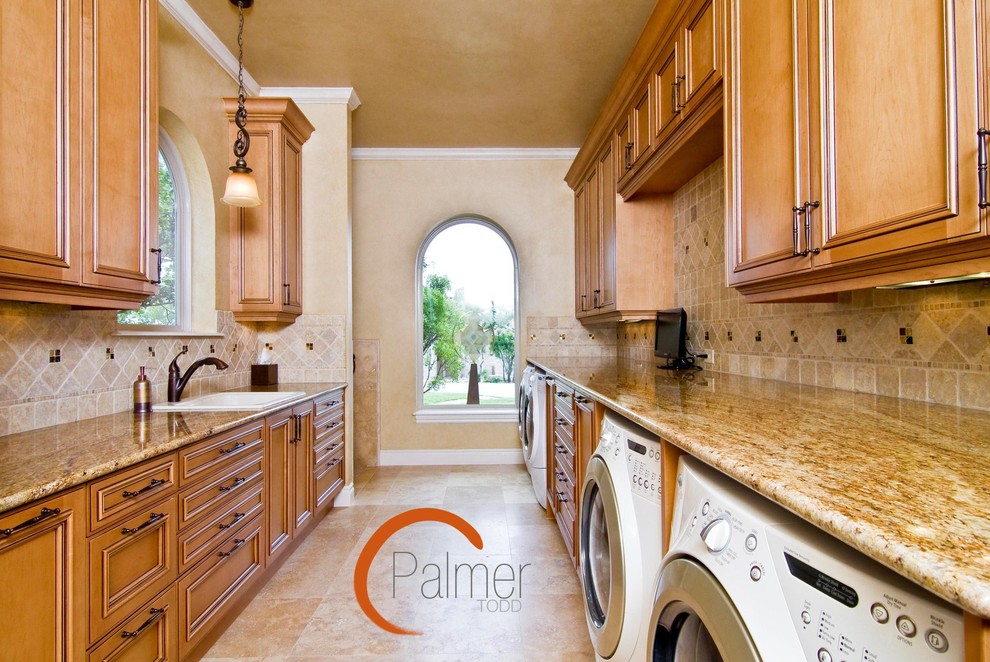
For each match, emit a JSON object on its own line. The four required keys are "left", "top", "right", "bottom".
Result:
{"left": 221, "top": 0, "right": 261, "bottom": 207}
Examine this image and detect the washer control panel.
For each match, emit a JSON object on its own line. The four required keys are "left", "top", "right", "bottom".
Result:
{"left": 668, "top": 457, "right": 964, "bottom": 662}
{"left": 600, "top": 417, "right": 661, "bottom": 504}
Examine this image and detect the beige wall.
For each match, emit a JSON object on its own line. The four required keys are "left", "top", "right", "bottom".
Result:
{"left": 352, "top": 158, "right": 574, "bottom": 453}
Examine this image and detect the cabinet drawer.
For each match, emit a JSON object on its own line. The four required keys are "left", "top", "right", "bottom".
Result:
{"left": 88, "top": 585, "right": 178, "bottom": 662}
{"left": 178, "top": 421, "right": 263, "bottom": 486}
{"left": 313, "top": 389, "right": 344, "bottom": 418}
{"left": 88, "top": 495, "right": 178, "bottom": 645}
{"left": 553, "top": 431, "right": 576, "bottom": 480}
{"left": 314, "top": 446, "right": 345, "bottom": 512}
{"left": 177, "top": 451, "right": 263, "bottom": 530}
{"left": 176, "top": 474, "right": 264, "bottom": 575}
{"left": 554, "top": 473, "right": 577, "bottom": 526}
{"left": 554, "top": 500, "right": 575, "bottom": 559}
{"left": 177, "top": 513, "right": 264, "bottom": 659}
{"left": 314, "top": 415, "right": 344, "bottom": 445}
{"left": 313, "top": 429, "right": 345, "bottom": 467}
{"left": 89, "top": 454, "right": 177, "bottom": 534}
{"left": 553, "top": 410, "right": 575, "bottom": 447}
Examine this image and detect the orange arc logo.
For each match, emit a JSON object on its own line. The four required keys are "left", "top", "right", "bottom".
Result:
{"left": 352, "top": 507, "right": 484, "bottom": 635}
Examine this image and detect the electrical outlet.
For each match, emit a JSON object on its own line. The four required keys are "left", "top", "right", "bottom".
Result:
{"left": 704, "top": 351, "right": 715, "bottom": 365}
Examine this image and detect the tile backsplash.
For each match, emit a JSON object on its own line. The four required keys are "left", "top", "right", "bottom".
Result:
{"left": 0, "top": 303, "right": 349, "bottom": 436}
{"left": 525, "top": 315, "right": 617, "bottom": 361}
{"left": 617, "top": 158, "right": 990, "bottom": 411}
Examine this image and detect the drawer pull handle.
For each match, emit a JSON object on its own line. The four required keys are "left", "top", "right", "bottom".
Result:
{"left": 555, "top": 471, "right": 565, "bottom": 480}
{"left": 556, "top": 491, "right": 569, "bottom": 503}
{"left": 324, "top": 421, "right": 341, "bottom": 431}
{"left": 218, "top": 441, "right": 247, "bottom": 455}
{"left": 574, "top": 395, "right": 588, "bottom": 404}
{"left": 121, "top": 512, "right": 165, "bottom": 535}
{"left": 554, "top": 417, "right": 570, "bottom": 426}
{"left": 218, "top": 477, "right": 246, "bottom": 493}
{"left": 122, "top": 478, "right": 166, "bottom": 499}
{"left": 121, "top": 607, "right": 166, "bottom": 639}
{"left": 327, "top": 458, "right": 342, "bottom": 469}
{"left": 218, "top": 538, "right": 246, "bottom": 558}
{"left": 979, "top": 128, "right": 989, "bottom": 209}
{"left": 554, "top": 443, "right": 566, "bottom": 454}
{"left": 0, "top": 507, "right": 61, "bottom": 538}
{"left": 322, "top": 400, "right": 341, "bottom": 408}
{"left": 149, "top": 248, "right": 163, "bottom": 286}
{"left": 218, "top": 512, "right": 246, "bottom": 531}
{"left": 555, "top": 391, "right": 570, "bottom": 399}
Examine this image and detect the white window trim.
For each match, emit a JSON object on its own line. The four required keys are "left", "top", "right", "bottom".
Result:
{"left": 415, "top": 215, "right": 520, "bottom": 421}
{"left": 117, "top": 128, "right": 192, "bottom": 333}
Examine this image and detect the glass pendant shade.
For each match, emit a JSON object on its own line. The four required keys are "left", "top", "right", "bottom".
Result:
{"left": 221, "top": 170, "right": 261, "bottom": 207}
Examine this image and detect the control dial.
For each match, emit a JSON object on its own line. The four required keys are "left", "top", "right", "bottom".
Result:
{"left": 700, "top": 517, "right": 732, "bottom": 553}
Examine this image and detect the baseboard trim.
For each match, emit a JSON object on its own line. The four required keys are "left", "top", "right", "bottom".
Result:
{"left": 378, "top": 449, "right": 524, "bottom": 466}
{"left": 333, "top": 484, "right": 355, "bottom": 507}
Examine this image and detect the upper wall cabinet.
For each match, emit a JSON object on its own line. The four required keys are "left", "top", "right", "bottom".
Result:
{"left": 616, "top": 0, "right": 725, "bottom": 198}
{"left": 226, "top": 98, "right": 314, "bottom": 324}
{"left": 0, "top": 0, "right": 158, "bottom": 309}
{"left": 726, "top": 0, "right": 990, "bottom": 301}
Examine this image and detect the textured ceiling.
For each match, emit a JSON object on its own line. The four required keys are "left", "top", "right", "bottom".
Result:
{"left": 182, "top": 0, "right": 658, "bottom": 148}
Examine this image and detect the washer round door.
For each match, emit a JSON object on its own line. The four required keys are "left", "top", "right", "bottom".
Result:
{"left": 580, "top": 455, "right": 626, "bottom": 658}
{"left": 649, "top": 557, "right": 761, "bottom": 662}
{"left": 518, "top": 376, "right": 532, "bottom": 457}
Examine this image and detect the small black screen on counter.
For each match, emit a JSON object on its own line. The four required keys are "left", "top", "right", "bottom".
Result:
{"left": 784, "top": 553, "right": 858, "bottom": 608}
{"left": 627, "top": 440, "right": 646, "bottom": 455}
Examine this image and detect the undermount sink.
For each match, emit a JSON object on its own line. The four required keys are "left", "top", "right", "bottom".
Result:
{"left": 152, "top": 391, "right": 307, "bottom": 412}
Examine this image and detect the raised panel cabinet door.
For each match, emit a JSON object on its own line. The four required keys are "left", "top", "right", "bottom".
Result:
{"left": 810, "top": 0, "right": 983, "bottom": 265}
{"left": 725, "top": 0, "right": 814, "bottom": 285}
{"left": 281, "top": 139, "right": 303, "bottom": 313}
{"left": 0, "top": 0, "right": 80, "bottom": 285}
{"left": 585, "top": 166, "right": 601, "bottom": 312}
{"left": 264, "top": 408, "right": 293, "bottom": 564}
{"left": 291, "top": 404, "right": 315, "bottom": 535}
{"left": 0, "top": 489, "right": 87, "bottom": 662}
{"left": 574, "top": 182, "right": 590, "bottom": 314}
{"left": 682, "top": 0, "right": 722, "bottom": 112}
{"left": 653, "top": 34, "right": 683, "bottom": 148}
{"left": 632, "top": 81, "right": 653, "bottom": 166}
{"left": 230, "top": 128, "right": 277, "bottom": 312}
{"left": 87, "top": 586, "right": 178, "bottom": 662}
{"left": 597, "top": 145, "right": 617, "bottom": 311}
{"left": 81, "top": 0, "right": 157, "bottom": 294}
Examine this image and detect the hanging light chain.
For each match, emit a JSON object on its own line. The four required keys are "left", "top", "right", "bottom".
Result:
{"left": 231, "top": 0, "right": 250, "bottom": 170}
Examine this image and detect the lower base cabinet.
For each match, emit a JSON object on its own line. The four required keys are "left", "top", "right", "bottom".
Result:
{"left": 177, "top": 513, "right": 265, "bottom": 659}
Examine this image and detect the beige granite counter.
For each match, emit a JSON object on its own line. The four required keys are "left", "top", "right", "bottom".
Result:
{"left": 0, "top": 383, "right": 345, "bottom": 516}
{"left": 529, "top": 357, "right": 990, "bottom": 618}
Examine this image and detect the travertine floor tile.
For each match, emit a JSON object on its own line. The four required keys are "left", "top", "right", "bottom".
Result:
{"left": 205, "top": 464, "right": 593, "bottom": 660}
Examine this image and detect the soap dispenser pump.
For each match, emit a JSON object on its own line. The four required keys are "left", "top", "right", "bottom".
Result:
{"left": 133, "top": 366, "right": 152, "bottom": 413}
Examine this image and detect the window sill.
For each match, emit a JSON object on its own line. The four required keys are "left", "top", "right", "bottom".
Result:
{"left": 413, "top": 406, "right": 517, "bottom": 424}
{"left": 112, "top": 330, "right": 225, "bottom": 338}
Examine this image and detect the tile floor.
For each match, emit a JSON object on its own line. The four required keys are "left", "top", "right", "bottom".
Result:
{"left": 203, "top": 463, "right": 595, "bottom": 661}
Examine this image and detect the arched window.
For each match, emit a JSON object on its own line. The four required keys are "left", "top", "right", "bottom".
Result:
{"left": 416, "top": 217, "right": 519, "bottom": 421}
{"left": 117, "top": 129, "right": 190, "bottom": 330}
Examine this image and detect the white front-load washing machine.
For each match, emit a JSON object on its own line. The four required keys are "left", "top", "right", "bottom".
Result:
{"left": 650, "top": 455, "right": 964, "bottom": 661}
{"left": 519, "top": 365, "right": 535, "bottom": 449}
{"left": 524, "top": 369, "right": 548, "bottom": 509}
{"left": 580, "top": 413, "right": 663, "bottom": 661}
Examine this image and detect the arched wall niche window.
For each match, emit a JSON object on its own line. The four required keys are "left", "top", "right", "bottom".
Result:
{"left": 415, "top": 216, "right": 519, "bottom": 423}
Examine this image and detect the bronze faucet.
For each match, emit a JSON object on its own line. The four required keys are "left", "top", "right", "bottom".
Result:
{"left": 167, "top": 348, "right": 229, "bottom": 402}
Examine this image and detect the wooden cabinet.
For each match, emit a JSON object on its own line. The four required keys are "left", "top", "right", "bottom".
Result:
{"left": 227, "top": 98, "right": 315, "bottom": 323}
{"left": 0, "top": 488, "right": 87, "bottom": 661}
{"left": 312, "top": 389, "right": 346, "bottom": 515}
{"left": 0, "top": 0, "right": 158, "bottom": 309}
{"left": 726, "top": 0, "right": 990, "bottom": 300}
{"left": 549, "top": 382, "right": 578, "bottom": 566}
{"left": 265, "top": 403, "right": 314, "bottom": 565}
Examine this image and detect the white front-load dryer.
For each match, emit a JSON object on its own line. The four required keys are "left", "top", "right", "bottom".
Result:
{"left": 650, "top": 455, "right": 964, "bottom": 661}
{"left": 525, "top": 370, "right": 548, "bottom": 509}
{"left": 580, "top": 413, "right": 663, "bottom": 661}
{"left": 518, "top": 365, "right": 535, "bottom": 451}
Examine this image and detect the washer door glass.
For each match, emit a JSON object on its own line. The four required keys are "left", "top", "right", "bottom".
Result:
{"left": 653, "top": 609, "right": 723, "bottom": 662}
{"left": 585, "top": 484, "right": 611, "bottom": 625}
{"left": 523, "top": 393, "right": 533, "bottom": 457}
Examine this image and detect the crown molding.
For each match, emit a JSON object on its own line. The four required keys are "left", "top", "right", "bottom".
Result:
{"left": 160, "top": 0, "right": 261, "bottom": 96}
{"left": 259, "top": 87, "right": 362, "bottom": 110}
{"left": 350, "top": 148, "right": 580, "bottom": 161}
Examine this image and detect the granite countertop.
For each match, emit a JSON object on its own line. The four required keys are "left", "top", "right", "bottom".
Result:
{"left": 0, "top": 383, "right": 345, "bottom": 516}
{"left": 529, "top": 357, "right": 990, "bottom": 619}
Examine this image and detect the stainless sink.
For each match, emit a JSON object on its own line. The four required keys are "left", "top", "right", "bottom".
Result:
{"left": 152, "top": 391, "right": 306, "bottom": 412}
